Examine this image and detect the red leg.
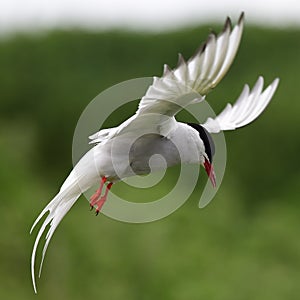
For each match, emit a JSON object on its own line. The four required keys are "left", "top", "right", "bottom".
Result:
{"left": 90, "top": 177, "right": 107, "bottom": 209}
{"left": 95, "top": 182, "right": 113, "bottom": 216}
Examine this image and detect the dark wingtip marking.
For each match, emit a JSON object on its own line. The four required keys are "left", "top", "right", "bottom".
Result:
{"left": 224, "top": 17, "right": 232, "bottom": 31}
{"left": 210, "top": 29, "right": 217, "bottom": 37}
{"left": 239, "top": 12, "right": 245, "bottom": 25}
{"left": 188, "top": 40, "right": 206, "bottom": 62}
{"left": 201, "top": 41, "right": 207, "bottom": 54}
{"left": 199, "top": 33, "right": 214, "bottom": 55}
{"left": 223, "top": 17, "right": 232, "bottom": 33}
{"left": 187, "top": 13, "right": 241, "bottom": 64}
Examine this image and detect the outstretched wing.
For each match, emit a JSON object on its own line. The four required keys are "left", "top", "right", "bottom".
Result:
{"left": 94, "top": 13, "right": 245, "bottom": 141}
{"left": 202, "top": 76, "right": 280, "bottom": 133}
{"left": 136, "top": 13, "right": 244, "bottom": 117}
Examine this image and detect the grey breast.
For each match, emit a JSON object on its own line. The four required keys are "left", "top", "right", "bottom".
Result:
{"left": 129, "top": 134, "right": 180, "bottom": 175}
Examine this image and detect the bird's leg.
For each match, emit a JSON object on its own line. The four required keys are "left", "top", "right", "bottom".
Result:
{"left": 95, "top": 182, "right": 113, "bottom": 216}
{"left": 90, "top": 177, "right": 107, "bottom": 209}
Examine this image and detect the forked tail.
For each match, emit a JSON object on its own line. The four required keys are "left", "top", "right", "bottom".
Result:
{"left": 30, "top": 183, "right": 82, "bottom": 293}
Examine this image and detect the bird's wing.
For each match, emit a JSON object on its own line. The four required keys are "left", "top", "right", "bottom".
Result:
{"left": 201, "top": 76, "right": 280, "bottom": 133}
{"left": 136, "top": 13, "right": 244, "bottom": 117}
{"left": 105, "top": 13, "right": 244, "bottom": 139}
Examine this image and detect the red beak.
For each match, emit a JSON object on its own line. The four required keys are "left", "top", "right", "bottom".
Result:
{"left": 204, "top": 159, "right": 216, "bottom": 188}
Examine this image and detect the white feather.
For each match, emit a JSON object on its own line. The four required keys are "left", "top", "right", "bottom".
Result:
{"left": 30, "top": 183, "right": 81, "bottom": 293}
{"left": 30, "top": 147, "right": 106, "bottom": 293}
{"left": 202, "top": 77, "right": 280, "bottom": 133}
{"left": 136, "top": 13, "right": 244, "bottom": 117}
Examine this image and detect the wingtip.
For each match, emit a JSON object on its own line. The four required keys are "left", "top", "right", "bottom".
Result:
{"left": 231, "top": 12, "right": 244, "bottom": 35}
{"left": 238, "top": 12, "right": 245, "bottom": 25}
{"left": 209, "top": 29, "right": 217, "bottom": 37}
{"left": 188, "top": 40, "right": 206, "bottom": 62}
{"left": 257, "top": 75, "right": 264, "bottom": 85}
{"left": 177, "top": 53, "right": 186, "bottom": 68}
{"left": 273, "top": 77, "right": 280, "bottom": 86}
{"left": 163, "top": 63, "right": 172, "bottom": 76}
{"left": 189, "top": 14, "right": 234, "bottom": 64}
{"left": 221, "top": 12, "right": 245, "bottom": 36}
{"left": 224, "top": 16, "right": 232, "bottom": 31}
{"left": 199, "top": 33, "right": 214, "bottom": 55}
{"left": 270, "top": 77, "right": 280, "bottom": 93}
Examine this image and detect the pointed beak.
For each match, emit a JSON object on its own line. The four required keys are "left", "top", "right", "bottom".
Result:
{"left": 204, "top": 159, "right": 216, "bottom": 188}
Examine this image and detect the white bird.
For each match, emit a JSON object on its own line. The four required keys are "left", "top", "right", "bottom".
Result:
{"left": 30, "top": 12, "right": 279, "bottom": 292}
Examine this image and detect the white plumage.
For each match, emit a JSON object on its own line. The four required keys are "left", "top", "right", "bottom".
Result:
{"left": 202, "top": 76, "right": 279, "bottom": 133}
{"left": 30, "top": 12, "right": 279, "bottom": 293}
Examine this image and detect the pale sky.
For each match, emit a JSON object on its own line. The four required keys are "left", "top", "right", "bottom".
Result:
{"left": 1, "top": 0, "right": 300, "bottom": 34}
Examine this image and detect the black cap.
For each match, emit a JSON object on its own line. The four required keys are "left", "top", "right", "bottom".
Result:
{"left": 186, "top": 123, "right": 215, "bottom": 162}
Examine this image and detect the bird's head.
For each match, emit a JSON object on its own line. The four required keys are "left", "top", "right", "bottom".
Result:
{"left": 187, "top": 123, "right": 216, "bottom": 187}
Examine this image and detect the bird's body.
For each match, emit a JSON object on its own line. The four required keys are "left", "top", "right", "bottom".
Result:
{"left": 70, "top": 121, "right": 205, "bottom": 183}
{"left": 30, "top": 13, "right": 280, "bottom": 293}
{"left": 101, "top": 122, "right": 205, "bottom": 179}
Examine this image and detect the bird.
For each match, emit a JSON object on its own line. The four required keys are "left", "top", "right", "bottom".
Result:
{"left": 30, "top": 12, "right": 279, "bottom": 293}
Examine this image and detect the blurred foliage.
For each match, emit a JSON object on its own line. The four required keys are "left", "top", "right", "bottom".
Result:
{"left": 0, "top": 23, "right": 300, "bottom": 300}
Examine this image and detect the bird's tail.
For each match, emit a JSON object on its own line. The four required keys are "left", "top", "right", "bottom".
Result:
{"left": 30, "top": 180, "right": 82, "bottom": 293}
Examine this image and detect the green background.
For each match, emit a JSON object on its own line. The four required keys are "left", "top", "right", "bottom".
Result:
{"left": 0, "top": 22, "right": 300, "bottom": 299}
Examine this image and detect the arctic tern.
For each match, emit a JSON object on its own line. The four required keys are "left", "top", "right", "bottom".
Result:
{"left": 30, "top": 12, "right": 279, "bottom": 292}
